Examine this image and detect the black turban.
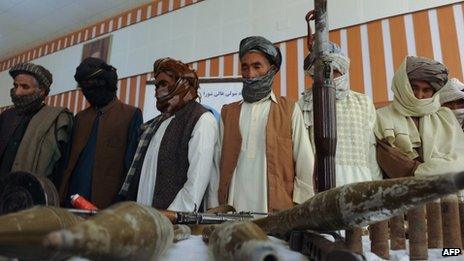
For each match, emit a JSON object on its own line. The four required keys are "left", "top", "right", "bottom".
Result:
{"left": 74, "top": 57, "right": 118, "bottom": 91}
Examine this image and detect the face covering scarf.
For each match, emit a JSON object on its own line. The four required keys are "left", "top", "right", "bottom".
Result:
{"left": 155, "top": 77, "right": 198, "bottom": 115}
{"left": 10, "top": 88, "right": 44, "bottom": 115}
{"left": 242, "top": 68, "right": 277, "bottom": 103}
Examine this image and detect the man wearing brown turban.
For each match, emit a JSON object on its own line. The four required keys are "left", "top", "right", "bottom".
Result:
{"left": 0, "top": 62, "right": 73, "bottom": 186}
{"left": 118, "top": 58, "right": 217, "bottom": 212}
{"left": 375, "top": 56, "right": 464, "bottom": 178}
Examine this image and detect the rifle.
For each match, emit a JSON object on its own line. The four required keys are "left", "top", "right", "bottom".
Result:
{"left": 160, "top": 209, "right": 267, "bottom": 225}
{"left": 310, "top": 0, "right": 337, "bottom": 192}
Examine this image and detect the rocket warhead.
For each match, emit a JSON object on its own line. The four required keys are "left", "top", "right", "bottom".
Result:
{"left": 207, "top": 221, "right": 281, "bottom": 261}
{"left": 0, "top": 206, "right": 83, "bottom": 260}
{"left": 43, "top": 202, "right": 174, "bottom": 261}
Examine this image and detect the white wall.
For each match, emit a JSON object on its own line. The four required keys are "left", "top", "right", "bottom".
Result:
{"left": 1, "top": 0, "right": 461, "bottom": 107}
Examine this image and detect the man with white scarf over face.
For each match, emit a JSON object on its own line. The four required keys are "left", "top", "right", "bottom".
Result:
{"left": 298, "top": 42, "right": 382, "bottom": 187}
{"left": 210, "top": 36, "right": 315, "bottom": 213}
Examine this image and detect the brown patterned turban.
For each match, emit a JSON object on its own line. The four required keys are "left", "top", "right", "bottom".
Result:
{"left": 153, "top": 57, "right": 199, "bottom": 113}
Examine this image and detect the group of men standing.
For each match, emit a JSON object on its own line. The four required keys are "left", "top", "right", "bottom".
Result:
{"left": 1, "top": 35, "right": 464, "bottom": 214}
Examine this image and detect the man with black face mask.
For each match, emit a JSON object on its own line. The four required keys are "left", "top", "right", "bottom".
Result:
{"left": 210, "top": 36, "right": 315, "bottom": 213}
{"left": 59, "top": 57, "right": 143, "bottom": 208}
{"left": 0, "top": 63, "right": 73, "bottom": 186}
{"left": 118, "top": 57, "right": 217, "bottom": 212}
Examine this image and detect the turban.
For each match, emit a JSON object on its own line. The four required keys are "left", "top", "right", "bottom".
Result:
{"left": 153, "top": 57, "right": 199, "bottom": 113}
{"left": 74, "top": 57, "right": 118, "bottom": 91}
{"left": 304, "top": 42, "right": 350, "bottom": 76}
{"left": 439, "top": 78, "right": 464, "bottom": 105}
{"left": 239, "top": 36, "right": 282, "bottom": 71}
{"left": 153, "top": 57, "right": 199, "bottom": 89}
{"left": 406, "top": 56, "right": 448, "bottom": 91}
{"left": 9, "top": 63, "right": 53, "bottom": 95}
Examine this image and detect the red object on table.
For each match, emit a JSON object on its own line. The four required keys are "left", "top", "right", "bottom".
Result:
{"left": 70, "top": 194, "right": 98, "bottom": 210}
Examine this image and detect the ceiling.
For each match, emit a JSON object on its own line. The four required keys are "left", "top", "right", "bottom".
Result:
{"left": 0, "top": 0, "right": 152, "bottom": 60}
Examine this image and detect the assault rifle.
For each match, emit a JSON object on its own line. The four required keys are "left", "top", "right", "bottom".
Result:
{"left": 161, "top": 209, "right": 267, "bottom": 224}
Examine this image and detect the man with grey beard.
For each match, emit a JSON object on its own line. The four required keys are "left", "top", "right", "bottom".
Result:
{"left": 0, "top": 63, "right": 73, "bottom": 186}
{"left": 211, "top": 36, "right": 314, "bottom": 213}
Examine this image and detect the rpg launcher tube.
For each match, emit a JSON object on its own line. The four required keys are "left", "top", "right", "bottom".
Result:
{"left": 441, "top": 194, "right": 463, "bottom": 249}
{"left": 369, "top": 220, "right": 389, "bottom": 259}
{"left": 426, "top": 200, "right": 443, "bottom": 248}
{"left": 389, "top": 214, "right": 406, "bottom": 250}
{"left": 408, "top": 206, "right": 428, "bottom": 260}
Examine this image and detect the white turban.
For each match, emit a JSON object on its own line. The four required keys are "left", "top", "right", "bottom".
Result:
{"left": 439, "top": 78, "right": 464, "bottom": 105}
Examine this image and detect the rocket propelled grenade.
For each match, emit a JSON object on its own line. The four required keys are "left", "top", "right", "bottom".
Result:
{"left": 43, "top": 202, "right": 174, "bottom": 261}
{"left": 254, "top": 172, "right": 464, "bottom": 237}
{"left": 0, "top": 206, "right": 83, "bottom": 260}
{"left": 206, "top": 221, "right": 281, "bottom": 261}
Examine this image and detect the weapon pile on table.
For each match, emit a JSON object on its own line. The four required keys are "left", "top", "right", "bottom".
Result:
{"left": 1, "top": 172, "right": 464, "bottom": 260}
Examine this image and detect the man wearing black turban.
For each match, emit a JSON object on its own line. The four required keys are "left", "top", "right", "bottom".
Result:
{"left": 210, "top": 36, "right": 315, "bottom": 213}
{"left": 59, "top": 57, "right": 143, "bottom": 209}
